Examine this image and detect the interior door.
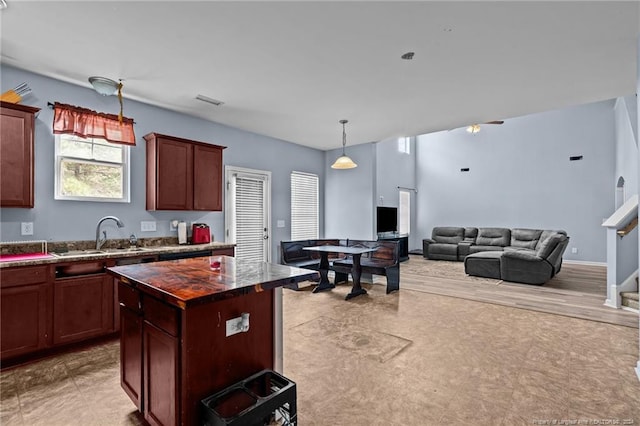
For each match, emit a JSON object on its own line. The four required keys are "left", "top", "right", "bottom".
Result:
{"left": 225, "top": 166, "right": 271, "bottom": 262}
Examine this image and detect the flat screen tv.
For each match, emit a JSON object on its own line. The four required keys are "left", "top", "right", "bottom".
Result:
{"left": 376, "top": 206, "right": 398, "bottom": 234}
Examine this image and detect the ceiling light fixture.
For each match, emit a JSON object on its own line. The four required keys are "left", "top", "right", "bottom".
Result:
{"left": 466, "top": 124, "right": 481, "bottom": 134}
{"left": 401, "top": 52, "right": 415, "bottom": 60}
{"left": 88, "top": 76, "right": 120, "bottom": 96}
{"left": 331, "top": 119, "right": 357, "bottom": 169}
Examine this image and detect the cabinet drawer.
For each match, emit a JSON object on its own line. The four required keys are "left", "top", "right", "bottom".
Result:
{"left": 144, "top": 296, "right": 179, "bottom": 337}
{"left": 119, "top": 281, "right": 141, "bottom": 312}
{"left": 1, "top": 265, "right": 50, "bottom": 287}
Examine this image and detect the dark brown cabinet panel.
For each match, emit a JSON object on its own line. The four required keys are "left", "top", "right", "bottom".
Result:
{"left": 118, "top": 281, "right": 143, "bottom": 409}
{"left": 0, "top": 265, "right": 52, "bottom": 360}
{"left": 145, "top": 133, "right": 225, "bottom": 211}
{"left": 143, "top": 321, "right": 179, "bottom": 426}
{"left": 0, "top": 101, "right": 40, "bottom": 208}
{"left": 53, "top": 271, "right": 114, "bottom": 345}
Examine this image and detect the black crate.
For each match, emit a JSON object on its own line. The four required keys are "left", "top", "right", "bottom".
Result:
{"left": 201, "top": 370, "right": 297, "bottom": 426}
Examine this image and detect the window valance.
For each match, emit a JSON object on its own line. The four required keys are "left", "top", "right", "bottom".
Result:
{"left": 52, "top": 102, "right": 136, "bottom": 146}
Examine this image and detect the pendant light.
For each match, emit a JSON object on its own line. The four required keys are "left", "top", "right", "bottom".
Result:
{"left": 331, "top": 119, "right": 357, "bottom": 169}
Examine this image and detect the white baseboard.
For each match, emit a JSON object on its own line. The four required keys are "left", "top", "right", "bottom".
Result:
{"left": 563, "top": 260, "right": 607, "bottom": 267}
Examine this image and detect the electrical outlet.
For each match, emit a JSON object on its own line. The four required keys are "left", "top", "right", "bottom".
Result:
{"left": 140, "top": 221, "right": 157, "bottom": 232}
{"left": 571, "top": 247, "right": 578, "bottom": 254}
{"left": 21, "top": 222, "right": 33, "bottom": 236}
{"left": 277, "top": 220, "right": 285, "bottom": 228}
{"left": 226, "top": 317, "right": 243, "bottom": 337}
{"left": 170, "top": 220, "right": 179, "bottom": 231}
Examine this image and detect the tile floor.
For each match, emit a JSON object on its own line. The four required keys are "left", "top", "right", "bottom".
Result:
{"left": 1, "top": 279, "right": 639, "bottom": 425}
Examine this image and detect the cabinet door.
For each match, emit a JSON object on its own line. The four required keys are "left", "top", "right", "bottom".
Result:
{"left": 53, "top": 274, "right": 114, "bottom": 344}
{"left": 0, "top": 103, "right": 38, "bottom": 207}
{"left": 155, "top": 137, "right": 193, "bottom": 210}
{"left": 0, "top": 283, "right": 50, "bottom": 359}
{"left": 143, "top": 321, "right": 178, "bottom": 426}
{"left": 120, "top": 306, "right": 143, "bottom": 410}
{"left": 193, "top": 144, "right": 223, "bottom": 211}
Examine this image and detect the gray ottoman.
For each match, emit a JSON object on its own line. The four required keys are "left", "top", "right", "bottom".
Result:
{"left": 464, "top": 251, "right": 503, "bottom": 280}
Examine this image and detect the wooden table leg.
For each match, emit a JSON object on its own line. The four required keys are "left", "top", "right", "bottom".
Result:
{"left": 312, "top": 252, "right": 334, "bottom": 293}
{"left": 345, "top": 254, "right": 367, "bottom": 300}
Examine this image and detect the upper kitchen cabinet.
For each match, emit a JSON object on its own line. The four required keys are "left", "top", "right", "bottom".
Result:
{"left": 1, "top": 101, "right": 41, "bottom": 208}
{"left": 144, "top": 133, "right": 225, "bottom": 211}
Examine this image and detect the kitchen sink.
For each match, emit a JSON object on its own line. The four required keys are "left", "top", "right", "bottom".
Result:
{"left": 104, "top": 247, "right": 152, "bottom": 253}
{"left": 50, "top": 250, "right": 106, "bottom": 257}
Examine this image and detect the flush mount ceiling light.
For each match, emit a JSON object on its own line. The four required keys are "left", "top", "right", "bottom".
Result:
{"left": 331, "top": 119, "right": 357, "bottom": 169}
{"left": 466, "top": 124, "right": 481, "bottom": 134}
{"left": 401, "top": 51, "right": 415, "bottom": 60}
{"left": 88, "top": 76, "right": 121, "bottom": 96}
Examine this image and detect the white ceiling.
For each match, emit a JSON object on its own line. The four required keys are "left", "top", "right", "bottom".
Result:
{"left": 1, "top": 1, "right": 638, "bottom": 150}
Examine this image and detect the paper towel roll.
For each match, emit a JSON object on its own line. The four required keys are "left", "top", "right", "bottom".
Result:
{"left": 178, "top": 222, "right": 187, "bottom": 244}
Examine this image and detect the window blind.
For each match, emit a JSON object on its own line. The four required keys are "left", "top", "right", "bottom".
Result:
{"left": 234, "top": 175, "right": 266, "bottom": 262}
{"left": 291, "top": 171, "right": 319, "bottom": 240}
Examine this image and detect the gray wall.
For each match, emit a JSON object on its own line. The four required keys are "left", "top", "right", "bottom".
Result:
{"left": 323, "top": 143, "right": 376, "bottom": 240}
{"left": 0, "top": 65, "right": 326, "bottom": 260}
{"left": 375, "top": 137, "right": 419, "bottom": 249}
{"left": 415, "top": 100, "right": 616, "bottom": 263}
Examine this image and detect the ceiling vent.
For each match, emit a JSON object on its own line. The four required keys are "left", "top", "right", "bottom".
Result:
{"left": 195, "top": 94, "right": 224, "bottom": 106}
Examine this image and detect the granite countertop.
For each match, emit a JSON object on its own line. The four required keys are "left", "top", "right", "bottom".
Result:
{"left": 0, "top": 240, "right": 235, "bottom": 268}
{"left": 108, "top": 256, "right": 319, "bottom": 308}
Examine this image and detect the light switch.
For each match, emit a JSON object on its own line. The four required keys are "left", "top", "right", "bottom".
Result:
{"left": 277, "top": 220, "right": 285, "bottom": 228}
{"left": 141, "top": 221, "right": 157, "bottom": 232}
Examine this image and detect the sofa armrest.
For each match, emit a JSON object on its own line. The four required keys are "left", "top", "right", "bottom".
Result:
{"left": 457, "top": 241, "right": 472, "bottom": 259}
{"left": 422, "top": 239, "right": 434, "bottom": 258}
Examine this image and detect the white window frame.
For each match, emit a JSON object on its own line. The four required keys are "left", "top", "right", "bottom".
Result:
{"left": 54, "top": 134, "right": 130, "bottom": 202}
{"left": 398, "top": 136, "right": 411, "bottom": 155}
{"left": 399, "top": 189, "right": 410, "bottom": 235}
{"left": 291, "top": 171, "right": 319, "bottom": 240}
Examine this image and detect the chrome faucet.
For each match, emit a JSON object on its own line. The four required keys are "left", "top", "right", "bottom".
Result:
{"left": 95, "top": 216, "right": 125, "bottom": 250}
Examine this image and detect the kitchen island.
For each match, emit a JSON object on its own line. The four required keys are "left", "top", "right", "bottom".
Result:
{"left": 107, "top": 255, "right": 318, "bottom": 426}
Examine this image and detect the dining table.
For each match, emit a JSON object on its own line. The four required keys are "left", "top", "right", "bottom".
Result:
{"left": 303, "top": 245, "right": 378, "bottom": 300}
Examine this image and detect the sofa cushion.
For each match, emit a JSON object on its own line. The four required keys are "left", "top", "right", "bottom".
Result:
{"left": 535, "top": 230, "right": 567, "bottom": 250}
{"left": 536, "top": 234, "right": 563, "bottom": 259}
{"left": 432, "top": 227, "right": 465, "bottom": 244}
{"left": 510, "top": 228, "right": 543, "bottom": 250}
{"left": 475, "top": 228, "right": 511, "bottom": 247}
{"left": 469, "top": 245, "right": 505, "bottom": 254}
{"left": 463, "top": 227, "right": 478, "bottom": 242}
{"left": 428, "top": 243, "right": 458, "bottom": 257}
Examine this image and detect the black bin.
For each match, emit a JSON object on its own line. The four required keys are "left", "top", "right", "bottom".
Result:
{"left": 201, "top": 369, "right": 297, "bottom": 426}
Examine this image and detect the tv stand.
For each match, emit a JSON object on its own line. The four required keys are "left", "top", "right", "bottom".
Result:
{"left": 377, "top": 234, "right": 409, "bottom": 262}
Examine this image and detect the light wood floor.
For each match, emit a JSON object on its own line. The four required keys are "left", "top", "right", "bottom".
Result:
{"left": 396, "top": 255, "right": 638, "bottom": 328}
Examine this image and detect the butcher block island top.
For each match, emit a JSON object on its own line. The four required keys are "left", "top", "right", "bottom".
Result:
{"left": 107, "top": 255, "right": 319, "bottom": 308}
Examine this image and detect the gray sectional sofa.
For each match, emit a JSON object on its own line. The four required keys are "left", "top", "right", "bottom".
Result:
{"left": 422, "top": 227, "right": 569, "bottom": 285}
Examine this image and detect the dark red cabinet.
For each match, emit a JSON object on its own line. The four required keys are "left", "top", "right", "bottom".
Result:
{"left": 145, "top": 133, "right": 225, "bottom": 211}
{"left": 0, "top": 265, "right": 52, "bottom": 359}
{"left": 53, "top": 262, "right": 114, "bottom": 345}
{"left": 0, "top": 101, "right": 40, "bottom": 208}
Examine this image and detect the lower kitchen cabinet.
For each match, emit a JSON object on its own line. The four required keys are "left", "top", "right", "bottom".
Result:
{"left": 119, "top": 281, "right": 180, "bottom": 426}
{"left": 0, "top": 265, "right": 52, "bottom": 360}
{"left": 144, "top": 321, "right": 179, "bottom": 426}
{"left": 53, "top": 261, "right": 115, "bottom": 345}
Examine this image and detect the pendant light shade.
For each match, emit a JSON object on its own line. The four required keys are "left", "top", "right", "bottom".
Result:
{"left": 331, "top": 119, "right": 357, "bottom": 169}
